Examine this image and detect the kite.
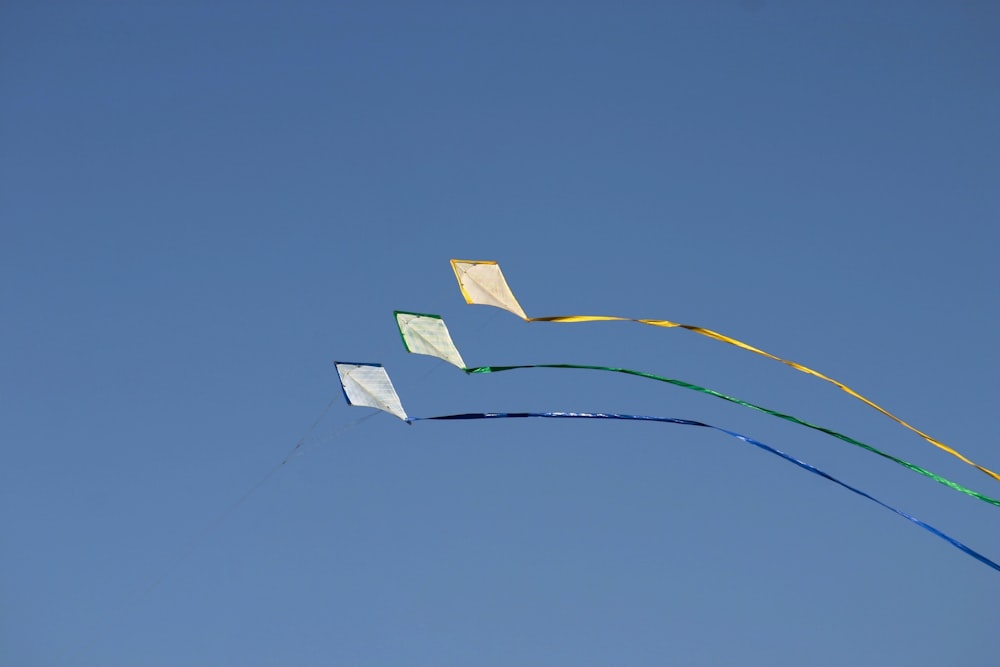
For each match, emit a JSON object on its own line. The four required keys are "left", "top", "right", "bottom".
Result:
{"left": 336, "top": 362, "right": 409, "bottom": 421}
{"left": 394, "top": 310, "right": 1000, "bottom": 508}
{"left": 334, "top": 361, "right": 1000, "bottom": 575}
{"left": 450, "top": 259, "right": 1000, "bottom": 484}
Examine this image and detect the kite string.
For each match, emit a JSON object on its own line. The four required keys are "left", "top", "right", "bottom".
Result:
{"left": 409, "top": 411, "right": 1000, "bottom": 575}
{"left": 66, "top": 337, "right": 447, "bottom": 662}
{"left": 141, "top": 318, "right": 499, "bottom": 598}
{"left": 141, "top": 396, "right": 342, "bottom": 597}
{"left": 57, "top": 396, "right": 354, "bottom": 665}
{"left": 140, "top": 322, "right": 487, "bottom": 597}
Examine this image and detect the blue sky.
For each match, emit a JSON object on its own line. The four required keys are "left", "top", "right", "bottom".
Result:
{"left": 2, "top": 2, "right": 999, "bottom": 665}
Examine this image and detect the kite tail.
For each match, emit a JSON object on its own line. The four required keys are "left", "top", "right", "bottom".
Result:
{"left": 464, "top": 364, "right": 1000, "bottom": 508}
{"left": 408, "top": 411, "right": 1000, "bottom": 575}
{"left": 525, "top": 314, "right": 1000, "bottom": 483}
{"left": 675, "top": 323, "right": 1000, "bottom": 483}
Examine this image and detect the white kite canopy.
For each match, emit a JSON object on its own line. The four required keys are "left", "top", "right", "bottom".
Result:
{"left": 450, "top": 259, "right": 528, "bottom": 320}
{"left": 335, "top": 362, "right": 408, "bottom": 421}
{"left": 394, "top": 311, "right": 466, "bottom": 369}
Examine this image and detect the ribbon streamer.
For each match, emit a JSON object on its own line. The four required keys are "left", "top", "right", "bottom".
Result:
{"left": 450, "top": 259, "right": 1000, "bottom": 484}
{"left": 332, "top": 363, "right": 999, "bottom": 575}
{"left": 410, "top": 411, "right": 1000, "bottom": 575}
{"left": 393, "top": 311, "right": 1000, "bottom": 508}
{"left": 468, "top": 364, "right": 1000, "bottom": 508}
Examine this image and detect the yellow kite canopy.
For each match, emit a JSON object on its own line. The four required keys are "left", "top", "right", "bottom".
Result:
{"left": 450, "top": 258, "right": 1000, "bottom": 484}
{"left": 450, "top": 260, "right": 528, "bottom": 320}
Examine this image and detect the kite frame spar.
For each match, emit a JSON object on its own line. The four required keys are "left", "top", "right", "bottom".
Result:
{"left": 450, "top": 259, "right": 1000, "bottom": 484}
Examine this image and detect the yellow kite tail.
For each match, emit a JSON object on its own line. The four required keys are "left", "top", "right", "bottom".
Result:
{"left": 545, "top": 311, "right": 1000, "bottom": 482}
{"left": 675, "top": 323, "right": 1000, "bottom": 483}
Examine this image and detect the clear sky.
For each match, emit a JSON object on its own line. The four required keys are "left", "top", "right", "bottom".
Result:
{"left": 3, "top": 2, "right": 999, "bottom": 665}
